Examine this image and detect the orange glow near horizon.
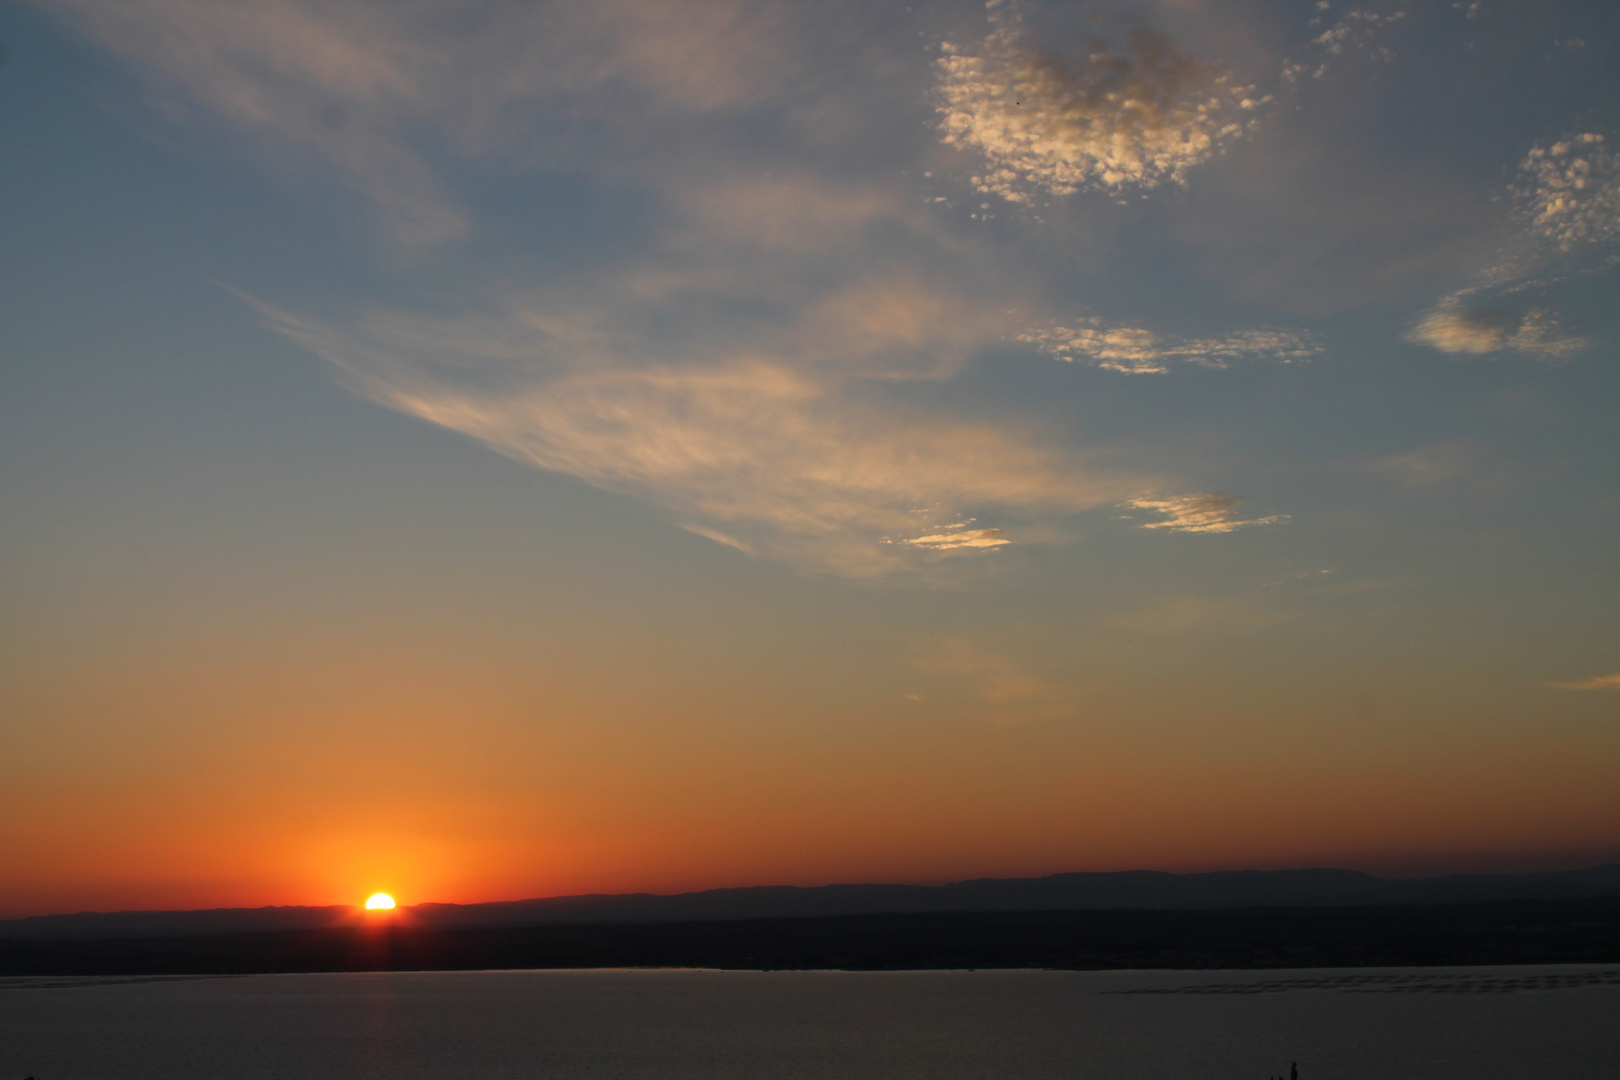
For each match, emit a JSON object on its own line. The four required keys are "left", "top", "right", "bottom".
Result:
{"left": 3, "top": 624, "right": 1620, "bottom": 921}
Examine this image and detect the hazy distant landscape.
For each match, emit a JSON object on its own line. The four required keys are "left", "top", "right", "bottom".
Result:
{"left": 7, "top": 864, "right": 1619, "bottom": 941}
{"left": 5, "top": 867, "right": 1618, "bottom": 976}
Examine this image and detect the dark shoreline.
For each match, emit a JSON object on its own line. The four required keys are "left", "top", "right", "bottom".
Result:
{"left": 3, "top": 896, "right": 1618, "bottom": 977}
{"left": 11, "top": 864, "right": 1619, "bottom": 943}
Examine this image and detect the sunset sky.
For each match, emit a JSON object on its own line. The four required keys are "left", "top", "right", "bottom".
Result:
{"left": 2, "top": 0, "right": 1618, "bottom": 920}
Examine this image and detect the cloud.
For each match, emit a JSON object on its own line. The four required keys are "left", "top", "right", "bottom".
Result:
{"left": 41, "top": 0, "right": 467, "bottom": 246}
{"left": 1504, "top": 309, "right": 1589, "bottom": 358}
{"left": 1373, "top": 441, "right": 1483, "bottom": 488}
{"left": 1294, "top": 5, "right": 1407, "bottom": 77}
{"left": 936, "top": 2, "right": 1262, "bottom": 202}
{"left": 1409, "top": 302, "right": 1586, "bottom": 359}
{"left": 1408, "top": 307, "right": 1507, "bottom": 354}
{"left": 38, "top": 0, "right": 812, "bottom": 246}
{"left": 1551, "top": 673, "right": 1620, "bottom": 691}
{"left": 898, "top": 524, "right": 1011, "bottom": 551}
{"left": 1513, "top": 134, "right": 1620, "bottom": 255}
{"left": 679, "top": 524, "right": 755, "bottom": 555}
{"left": 1372, "top": 439, "right": 1560, "bottom": 496}
{"left": 111, "top": 0, "right": 1190, "bottom": 580}
{"left": 1125, "top": 493, "right": 1287, "bottom": 534}
{"left": 60, "top": 0, "right": 1311, "bottom": 579}
{"left": 1411, "top": 131, "right": 1615, "bottom": 359}
{"left": 914, "top": 637, "right": 1068, "bottom": 724}
{"left": 1021, "top": 321, "right": 1319, "bottom": 374}
{"left": 1106, "top": 595, "right": 1248, "bottom": 637}
{"left": 258, "top": 295, "right": 1140, "bottom": 577}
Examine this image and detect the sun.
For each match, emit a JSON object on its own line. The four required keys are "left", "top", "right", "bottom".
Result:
{"left": 364, "top": 893, "right": 396, "bottom": 910}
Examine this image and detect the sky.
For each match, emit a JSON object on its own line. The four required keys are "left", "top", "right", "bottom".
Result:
{"left": 1, "top": 0, "right": 1617, "bottom": 920}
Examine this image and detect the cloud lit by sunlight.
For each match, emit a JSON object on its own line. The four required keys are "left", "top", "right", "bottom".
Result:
{"left": 936, "top": 3, "right": 1262, "bottom": 202}
{"left": 1409, "top": 304, "right": 1586, "bottom": 360}
{"left": 1022, "top": 322, "right": 1319, "bottom": 374}
{"left": 914, "top": 637, "right": 1069, "bottom": 726}
{"left": 1550, "top": 673, "right": 1620, "bottom": 692}
{"left": 1126, "top": 494, "right": 1287, "bottom": 535}
{"left": 1411, "top": 131, "right": 1616, "bottom": 361}
{"left": 1515, "top": 134, "right": 1620, "bottom": 254}
{"left": 259, "top": 300, "right": 1136, "bottom": 576}
{"left": 35, "top": 0, "right": 1335, "bottom": 578}
{"left": 899, "top": 525, "right": 1011, "bottom": 550}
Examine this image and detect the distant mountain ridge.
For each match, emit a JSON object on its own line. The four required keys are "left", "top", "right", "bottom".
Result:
{"left": 5, "top": 864, "right": 1618, "bottom": 942}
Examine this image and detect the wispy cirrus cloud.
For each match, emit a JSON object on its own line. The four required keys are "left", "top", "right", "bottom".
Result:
{"left": 1020, "top": 321, "right": 1319, "bottom": 374}
{"left": 42, "top": 0, "right": 467, "bottom": 246}
{"left": 81, "top": 0, "right": 1140, "bottom": 577}
{"left": 1103, "top": 593, "right": 1299, "bottom": 637}
{"left": 1370, "top": 439, "right": 1556, "bottom": 497}
{"left": 1125, "top": 494, "right": 1288, "bottom": 534}
{"left": 1550, "top": 673, "right": 1620, "bottom": 691}
{"left": 264, "top": 272, "right": 1289, "bottom": 571}
{"left": 257, "top": 291, "right": 1137, "bottom": 577}
{"left": 913, "top": 637, "right": 1069, "bottom": 725}
{"left": 1373, "top": 441, "right": 1484, "bottom": 488}
{"left": 40, "top": 0, "right": 814, "bottom": 246}
{"left": 898, "top": 524, "right": 1011, "bottom": 551}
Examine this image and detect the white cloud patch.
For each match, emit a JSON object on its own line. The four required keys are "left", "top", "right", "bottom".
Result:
{"left": 1512, "top": 133, "right": 1620, "bottom": 254}
{"left": 1551, "top": 673, "right": 1620, "bottom": 691}
{"left": 1021, "top": 321, "right": 1319, "bottom": 374}
{"left": 1507, "top": 309, "right": 1589, "bottom": 357}
{"left": 1126, "top": 494, "right": 1287, "bottom": 534}
{"left": 898, "top": 524, "right": 1011, "bottom": 550}
{"left": 1408, "top": 307, "right": 1511, "bottom": 354}
{"left": 1409, "top": 302, "right": 1586, "bottom": 359}
{"left": 936, "top": 2, "right": 1262, "bottom": 202}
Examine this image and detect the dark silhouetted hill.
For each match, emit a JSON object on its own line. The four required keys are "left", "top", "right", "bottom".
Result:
{"left": 3, "top": 897, "right": 1619, "bottom": 976}
{"left": 4, "top": 864, "right": 1617, "bottom": 942}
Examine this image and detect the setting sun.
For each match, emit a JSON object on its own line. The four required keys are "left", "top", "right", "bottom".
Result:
{"left": 364, "top": 893, "right": 396, "bottom": 910}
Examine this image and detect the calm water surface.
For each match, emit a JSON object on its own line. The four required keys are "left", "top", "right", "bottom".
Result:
{"left": 2, "top": 964, "right": 1616, "bottom": 1080}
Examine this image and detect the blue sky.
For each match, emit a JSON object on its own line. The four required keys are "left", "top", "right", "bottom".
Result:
{"left": 2, "top": 0, "right": 1618, "bottom": 916}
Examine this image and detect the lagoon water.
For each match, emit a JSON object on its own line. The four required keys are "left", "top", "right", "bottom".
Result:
{"left": 3, "top": 965, "right": 1617, "bottom": 1080}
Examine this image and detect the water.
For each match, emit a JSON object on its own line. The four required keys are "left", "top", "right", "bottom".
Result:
{"left": 2, "top": 964, "right": 1616, "bottom": 1079}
